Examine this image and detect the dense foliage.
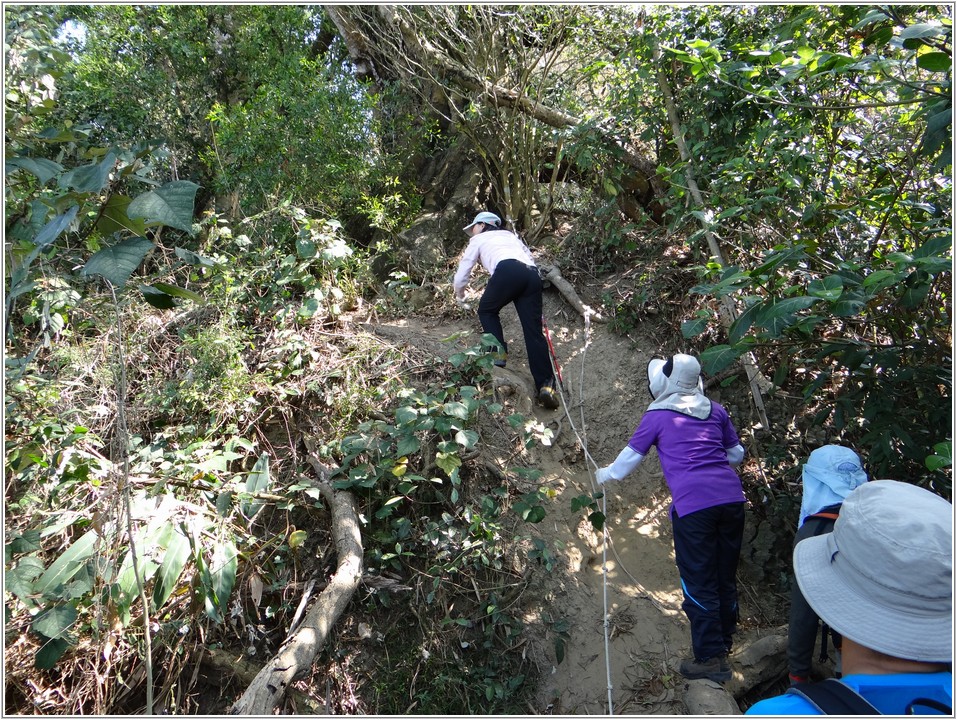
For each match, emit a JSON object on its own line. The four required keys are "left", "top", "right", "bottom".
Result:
{"left": 4, "top": 4, "right": 951, "bottom": 715}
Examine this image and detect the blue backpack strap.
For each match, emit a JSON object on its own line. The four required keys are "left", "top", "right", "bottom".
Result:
{"left": 786, "top": 678, "right": 881, "bottom": 715}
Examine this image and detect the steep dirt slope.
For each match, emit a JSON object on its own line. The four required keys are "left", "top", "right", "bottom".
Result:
{"left": 376, "top": 284, "right": 775, "bottom": 714}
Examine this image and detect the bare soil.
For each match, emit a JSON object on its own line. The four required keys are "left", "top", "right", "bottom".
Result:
{"left": 373, "top": 281, "right": 785, "bottom": 714}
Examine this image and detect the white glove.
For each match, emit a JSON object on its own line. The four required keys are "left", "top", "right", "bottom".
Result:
{"left": 455, "top": 296, "right": 471, "bottom": 310}
{"left": 595, "top": 466, "right": 613, "bottom": 485}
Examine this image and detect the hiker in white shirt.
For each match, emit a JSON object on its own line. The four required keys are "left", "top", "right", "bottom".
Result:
{"left": 453, "top": 211, "right": 558, "bottom": 409}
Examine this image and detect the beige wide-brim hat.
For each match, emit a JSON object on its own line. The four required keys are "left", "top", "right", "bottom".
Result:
{"left": 794, "top": 480, "right": 953, "bottom": 663}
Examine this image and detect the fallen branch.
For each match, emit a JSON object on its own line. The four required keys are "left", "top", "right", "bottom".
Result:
{"left": 230, "top": 461, "right": 362, "bottom": 715}
{"left": 538, "top": 263, "right": 605, "bottom": 323}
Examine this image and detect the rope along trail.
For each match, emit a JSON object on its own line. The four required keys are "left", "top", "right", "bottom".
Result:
{"left": 547, "top": 310, "right": 671, "bottom": 715}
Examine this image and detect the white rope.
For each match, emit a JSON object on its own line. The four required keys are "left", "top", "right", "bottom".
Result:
{"left": 549, "top": 309, "right": 614, "bottom": 715}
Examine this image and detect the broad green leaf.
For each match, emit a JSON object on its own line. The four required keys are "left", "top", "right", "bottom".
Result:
{"left": 59, "top": 151, "right": 115, "bottom": 193}
{"left": 755, "top": 297, "right": 819, "bottom": 336}
{"left": 728, "top": 300, "right": 762, "bottom": 344}
{"left": 139, "top": 284, "right": 177, "bottom": 309}
{"left": 34, "top": 637, "right": 71, "bottom": 670}
{"left": 9, "top": 530, "right": 42, "bottom": 554}
{"left": 34, "top": 205, "right": 78, "bottom": 247}
{"left": 862, "top": 269, "right": 899, "bottom": 291}
{"left": 6, "top": 557, "right": 45, "bottom": 610}
{"left": 34, "top": 530, "right": 99, "bottom": 597}
{"left": 32, "top": 604, "right": 77, "bottom": 640}
{"left": 395, "top": 406, "right": 418, "bottom": 424}
{"left": 97, "top": 194, "right": 148, "bottom": 236}
{"left": 899, "top": 23, "right": 945, "bottom": 49}
{"left": 127, "top": 180, "right": 200, "bottom": 234}
{"left": 917, "top": 51, "right": 951, "bottom": 72}
{"left": 443, "top": 402, "right": 469, "bottom": 420}
{"left": 455, "top": 429, "right": 479, "bottom": 449}
{"left": 242, "top": 452, "right": 271, "bottom": 521}
{"left": 436, "top": 451, "right": 461, "bottom": 475}
{"left": 81, "top": 236, "right": 154, "bottom": 288}
{"left": 152, "top": 525, "right": 191, "bottom": 611}
{"left": 699, "top": 345, "right": 740, "bottom": 375}
{"left": 6, "top": 156, "right": 63, "bottom": 184}
{"left": 681, "top": 316, "right": 709, "bottom": 338}
{"left": 807, "top": 275, "right": 844, "bottom": 300}
{"left": 396, "top": 435, "right": 421, "bottom": 456}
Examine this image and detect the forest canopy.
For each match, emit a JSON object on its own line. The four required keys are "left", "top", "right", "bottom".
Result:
{"left": 4, "top": 4, "right": 951, "bottom": 715}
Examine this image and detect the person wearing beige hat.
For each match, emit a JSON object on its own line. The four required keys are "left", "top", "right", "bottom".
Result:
{"left": 747, "top": 480, "right": 952, "bottom": 714}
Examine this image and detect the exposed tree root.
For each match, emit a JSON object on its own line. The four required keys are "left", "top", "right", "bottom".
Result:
{"left": 230, "top": 461, "right": 362, "bottom": 715}
{"left": 539, "top": 263, "right": 605, "bottom": 323}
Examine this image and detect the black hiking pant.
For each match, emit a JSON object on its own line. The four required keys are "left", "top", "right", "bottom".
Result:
{"left": 671, "top": 501, "right": 745, "bottom": 661}
{"left": 477, "top": 259, "right": 554, "bottom": 393}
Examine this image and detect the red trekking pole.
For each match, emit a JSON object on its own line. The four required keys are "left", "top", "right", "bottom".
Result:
{"left": 542, "top": 314, "right": 565, "bottom": 391}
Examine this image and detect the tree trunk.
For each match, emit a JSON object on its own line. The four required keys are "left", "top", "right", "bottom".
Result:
{"left": 230, "top": 477, "right": 362, "bottom": 715}
{"left": 323, "top": 5, "right": 666, "bottom": 224}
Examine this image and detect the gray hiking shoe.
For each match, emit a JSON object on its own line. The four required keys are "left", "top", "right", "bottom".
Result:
{"left": 679, "top": 655, "right": 732, "bottom": 683}
{"left": 538, "top": 385, "right": 559, "bottom": 410}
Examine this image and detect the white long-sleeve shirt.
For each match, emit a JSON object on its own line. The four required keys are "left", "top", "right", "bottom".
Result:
{"left": 453, "top": 229, "right": 536, "bottom": 300}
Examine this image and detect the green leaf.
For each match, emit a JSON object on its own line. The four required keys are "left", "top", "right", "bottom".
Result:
{"left": 152, "top": 525, "right": 191, "bottom": 611}
{"left": 32, "top": 604, "right": 77, "bottom": 640}
{"left": 6, "top": 156, "right": 63, "bottom": 184}
{"left": 681, "top": 316, "right": 709, "bottom": 338}
{"left": 175, "top": 247, "right": 215, "bottom": 267}
{"left": 97, "top": 194, "right": 148, "bottom": 236}
{"left": 455, "top": 429, "right": 479, "bottom": 449}
{"left": 442, "top": 402, "right": 469, "bottom": 420}
{"left": 206, "top": 540, "right": 238, "bottom": 621}
{"left": 436, "top": 451, "right": 461, "bottom": 475}
{"left": 699, "top": 345, "right": 740, "bottom": 375}
{"left": 34, "top": 637, "right": 71, "bottom": 670}
{"left": 34, "top": 205, "right": 78, "bottom": 247}
{"left": 59, "top": 151, "right": 115, "bottom": 193}
{"left": 6, "top": 557, "right": 45, "bottom": 610}
{"left": 396, "top": 435, "right": 421, "bottom": 456}
{"left": 728, "top": 300, "right": 762, "bottom": 344}
{"left": 807, "top": 275, "right": 844, "bottom": 300}
{"left": 899, "top": 23, "right": 945, "bottom": 49}
{"left": 150, "top": 282, "right": 205, "bottom": 304}
{"left": 917, "top": 51, "right": 952, "bottom": 72}
{"left": 139, "top": 284, "right": 177, "bottom": 309}
{"left": 242, "top": 453, "right": 271, "bottom": 521}
{"left": 34, "top": 530, "right": 99, "bottom": 598}
{"left": 395, "top": 406, "right": 418, "bottom": 424}
{"left": 754, "top": 297, "right": 819, "bottom": 336}
{"left": 81, "top": 236, "right": 154, "bottom": 288}
{"left": 127, "top": 180, "right": 200, "bottom": 234}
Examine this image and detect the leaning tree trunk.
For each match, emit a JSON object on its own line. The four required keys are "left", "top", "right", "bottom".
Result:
{"left": 230, "top": 474, "right": 362, "bottom": 715}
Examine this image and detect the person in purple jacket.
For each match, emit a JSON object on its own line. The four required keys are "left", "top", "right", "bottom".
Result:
{"left": 595, "top": 353, "right": 746, "bottom": 683}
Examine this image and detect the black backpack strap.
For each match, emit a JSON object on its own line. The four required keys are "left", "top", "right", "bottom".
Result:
{"left": 905, "top": 697, "right": 952, "bottom": 715}
{"left": 786, "top": 678, "right": 881, "bottom": 714}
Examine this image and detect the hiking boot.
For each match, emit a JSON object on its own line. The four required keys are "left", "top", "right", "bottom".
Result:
{"left": 538, "top": 385, "right": 559, "bottom": 409}
{"left": 679, "top": 656, "right": 732, "bottom": 683}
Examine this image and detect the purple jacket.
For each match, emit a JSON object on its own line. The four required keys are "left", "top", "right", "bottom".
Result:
{"left": 627, "top": 401, "right": 745, "bottom": 517}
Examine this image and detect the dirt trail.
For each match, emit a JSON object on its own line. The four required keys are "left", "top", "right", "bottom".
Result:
{"left": 380, "top": 286, "right": 746, "bottom": 714}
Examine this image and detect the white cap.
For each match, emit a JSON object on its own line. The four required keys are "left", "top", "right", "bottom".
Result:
{"left": 463, "top": 212, "right": 502, "bottom": 231}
